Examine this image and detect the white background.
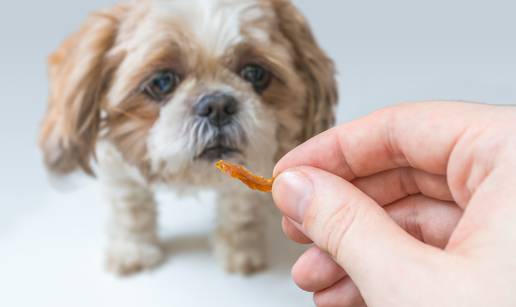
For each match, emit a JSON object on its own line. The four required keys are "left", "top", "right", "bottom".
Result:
{"left": 1, "top": 1, "right": 515, "bottom": 306}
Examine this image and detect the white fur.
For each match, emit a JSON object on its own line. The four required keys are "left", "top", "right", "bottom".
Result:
{"left": 108, "top": 0, "right": 271, "bottom": 106}
{"left": 96, "top": 0, "right": 282, "bottom": 275}
{"left": 147, "top": 78, "right": 278, "bottom": 182}
{"left": 41, "top": 0, "right": 335, "bottom": 277}
{"left": 147, "top": 80, "right": 197, "bottom": 175}
{"left": 153, "top": 0, "right": 269, "bottom": 55}
{"left": 214, "top": 190, "right": 271, "bottom": 273}
{"left": 97, "top": 142, "right": 163, "bottom": 274}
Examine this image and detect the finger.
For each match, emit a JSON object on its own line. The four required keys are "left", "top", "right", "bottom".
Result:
{"left": 282, "top": 217, "right": 313, "bottom": 244}
{"left": 274, "top": 102, "right": 489, "bottom": 180}
{"left": 292, "top": 246, "right": 346, "bottom": 292}
{"left": 273, "top": 166, "right": 442, "bottom": 291}
{"left": 385, "top": 195, "right": 462, "bottom": 249}
{"left": 314, "top": 277, "right": 365, "bottom": 307}
{"left": 352, "top": 168, "right": 453, "bottom": 205}
{"left": 290, "top": 196, "right": 460, "bottom": 294}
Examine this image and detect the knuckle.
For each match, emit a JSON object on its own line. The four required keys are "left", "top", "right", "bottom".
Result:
{"left": 321, "top": 199, "right": 363, "bottom": 262}
{"left": 399, "top": 168, "right": 418, "bottom": 196}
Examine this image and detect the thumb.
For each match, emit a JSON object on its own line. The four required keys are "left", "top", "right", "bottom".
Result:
{"left": 272, "top": 166, "right": 443, "bottom": 289}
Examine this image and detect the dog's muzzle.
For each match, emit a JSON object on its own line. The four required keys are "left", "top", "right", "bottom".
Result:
{"left": 194, "top": 92, "right": 245, "bottom": 161}
{"left": 195, "top": 92, "right": 239, "bottom": 127}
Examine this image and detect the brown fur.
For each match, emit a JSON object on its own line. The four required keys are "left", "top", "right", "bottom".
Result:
{"left": 104, "top": 95, "right": 159, "bottom": 172}
{"left": 270, "top": 0, "right": 338, "bottom": 139}
{"left": 39, "top": 5, "right": 128, "bottom": 175}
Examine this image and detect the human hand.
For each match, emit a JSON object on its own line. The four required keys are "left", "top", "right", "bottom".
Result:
{"left": 272, "top": 102, "right": 516, "bottom": 307}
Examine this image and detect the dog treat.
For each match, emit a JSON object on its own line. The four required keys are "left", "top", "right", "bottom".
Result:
{"left": 215, "top": 160, "right": 274, "bottom": 192}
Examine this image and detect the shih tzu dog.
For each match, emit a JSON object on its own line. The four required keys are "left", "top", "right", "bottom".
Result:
{"left": 39, "top": 0, "right": 337, "bottom": 275}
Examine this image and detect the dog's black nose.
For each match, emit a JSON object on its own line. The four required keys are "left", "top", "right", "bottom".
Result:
{"left": 195, "top": 93, "right": 239, "bottom": 126}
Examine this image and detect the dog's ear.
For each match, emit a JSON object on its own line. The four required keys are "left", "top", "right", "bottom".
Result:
{"left": 272, "top": 0, "right": 338, "bottom": 140}
{"left": 39, "top": 5, "right": 126, "bottom": 175}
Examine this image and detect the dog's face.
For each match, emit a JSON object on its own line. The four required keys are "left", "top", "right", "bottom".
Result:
{"left": 40, "top": 0, "right": 337, "bottom": 185}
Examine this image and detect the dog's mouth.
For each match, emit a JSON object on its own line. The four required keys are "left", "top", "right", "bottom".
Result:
{"left": 193, "top": 121, "right": 247, "bottom": 162}
{"left": 197, "top": 145, "right": 240, "bottom": 161}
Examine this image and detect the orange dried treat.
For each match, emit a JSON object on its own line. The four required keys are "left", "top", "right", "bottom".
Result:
{"left": 215, "top": 160, "right": 274, "bottom": 192}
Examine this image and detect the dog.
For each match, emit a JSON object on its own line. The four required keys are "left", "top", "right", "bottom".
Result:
{"left": 39, "top": 0, "right": 337, "bottom": 275}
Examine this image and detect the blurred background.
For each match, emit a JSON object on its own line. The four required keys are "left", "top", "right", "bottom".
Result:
{"left": 1, "top": 1, "right": 515, "bottom": 306}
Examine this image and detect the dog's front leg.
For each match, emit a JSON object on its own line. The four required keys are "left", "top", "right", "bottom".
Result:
{"left": 103, "top": 180, "right": 163, "bottom": 275}
{"left": 98, "top": 146, "right": 163, "bottom": 276}
{"left": 214, "top": 190, "right": 269, "bottom": 275}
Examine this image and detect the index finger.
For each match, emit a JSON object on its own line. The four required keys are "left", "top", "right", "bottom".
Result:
{"left": 274, "top": 101, "right": 491, "bottom": 180}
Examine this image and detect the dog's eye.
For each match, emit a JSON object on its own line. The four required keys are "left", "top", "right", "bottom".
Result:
{"left": 144, "top": 71, "right": 181, "bottom": 101}
{"left": 239, "top": 64, "right": 271, "bottom": 93}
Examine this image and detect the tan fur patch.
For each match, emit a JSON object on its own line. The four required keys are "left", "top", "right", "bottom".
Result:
{"left": 39, "top": 4, "right": 130, "bottom": 175}
{"left": 104, "top": 94, "right": 159, "bottom": 175}
{"left": 270, "top": 0, "right": 338, "bottom": 140}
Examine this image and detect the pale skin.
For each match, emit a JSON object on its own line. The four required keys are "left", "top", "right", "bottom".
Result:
{"left": 272, "top": 102, "right": 516, "bottom": 307}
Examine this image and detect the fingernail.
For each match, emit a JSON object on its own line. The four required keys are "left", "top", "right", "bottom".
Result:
{"left": 273, "top": 171, "right": 313, "bottom": 223}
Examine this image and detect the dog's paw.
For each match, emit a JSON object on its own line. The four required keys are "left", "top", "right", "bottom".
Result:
{"left": 105, "top": 240, "right": 164, "bottom": 276}
{"left": 226, "top": 251, "right": 266, "bottom": 275}
{"left": 214, "top": 240, "right": 266, "bottom": 275}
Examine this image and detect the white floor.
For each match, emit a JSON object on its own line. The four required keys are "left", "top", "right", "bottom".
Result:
{"left": 0, "top": 174, "right": 312, "bottom": 307}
